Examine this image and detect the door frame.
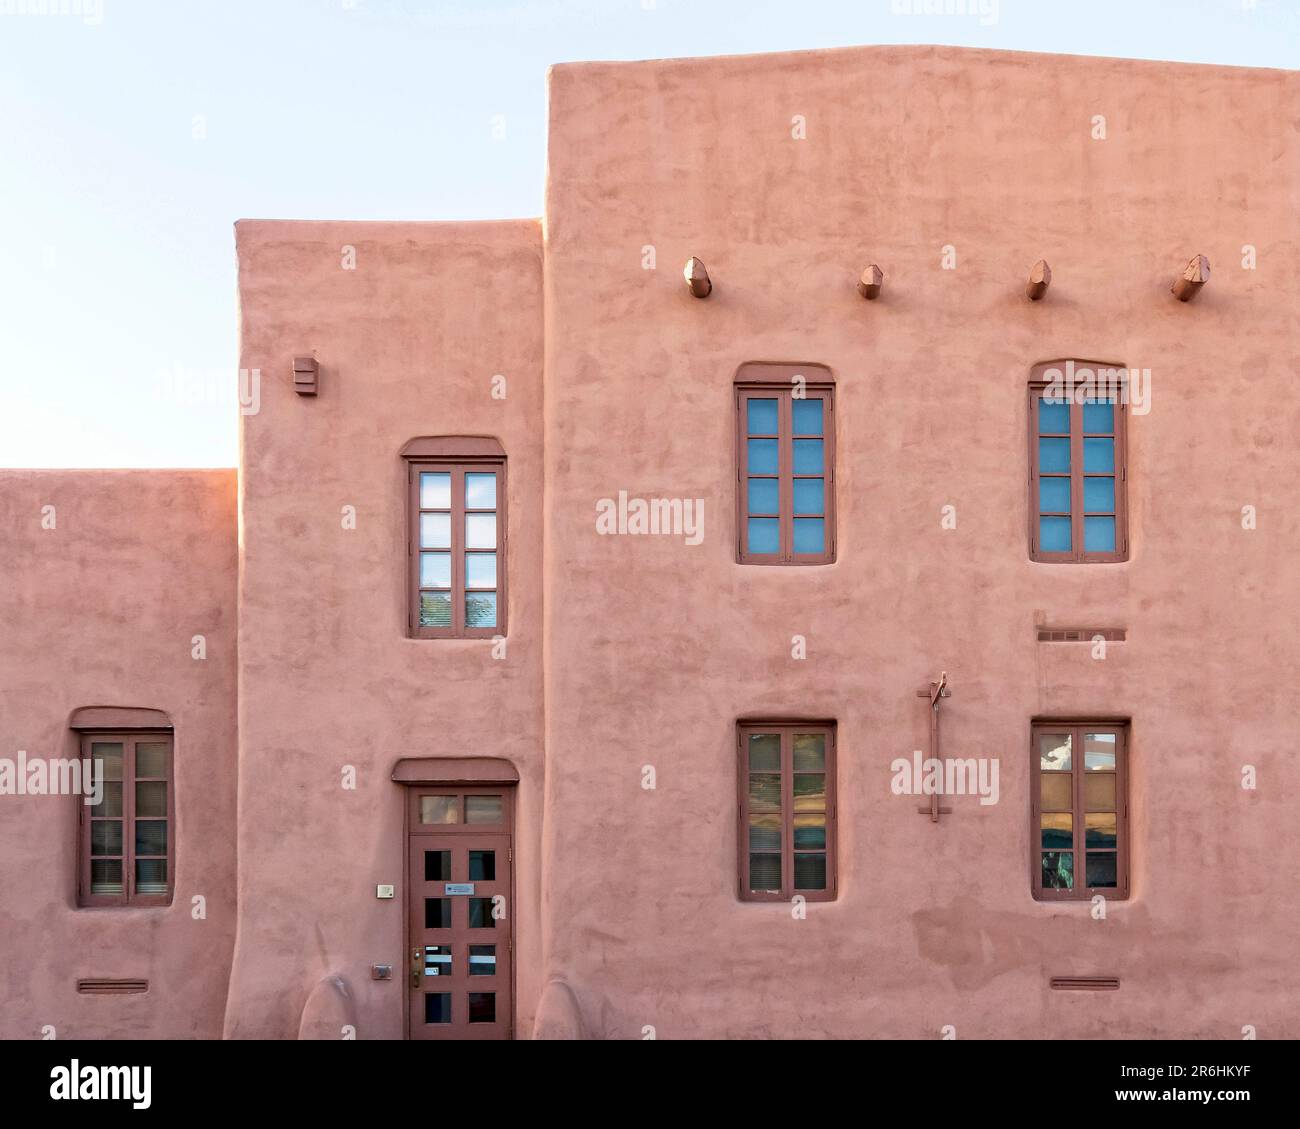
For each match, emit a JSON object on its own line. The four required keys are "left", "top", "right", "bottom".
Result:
{"left": 396, "top": 761, "right": 519, "bottom": 1041}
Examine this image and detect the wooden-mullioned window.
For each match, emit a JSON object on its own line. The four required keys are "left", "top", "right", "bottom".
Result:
{"left": 78, "top": 732, "right": 174, "bottom": 908}
{"left": 737, "top": 721, "right": 837, "bottom": 901}
{"left": 735, "top": 364, "right": 835, "bottom": 564}
{"left": 403, "top": 438, "right": 507, "bottom": 639}
{"left": 1031, "top": 722, "right": 1129, "bottom": 901}
{"left": 1029, "top": 361, "right": 1129, "bottom": 562}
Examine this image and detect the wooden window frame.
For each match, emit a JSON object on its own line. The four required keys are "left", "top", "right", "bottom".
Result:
{"left": 1030, "top": 721, "right": 1129, "bottom": 902}
{"left": 1028, "top": 361, "right": 1129, "bottom": 563}
{"left": 77, "top": 730, "right": 175, "bottom": 909}
{"left": 737, "top": 721, "right": 837, "bottom": 902}
{"left": 403, "top": 439, "right": 508, "bottom": 640}
{"left": 735, "top": 364, "right": 836, "bottom": 565}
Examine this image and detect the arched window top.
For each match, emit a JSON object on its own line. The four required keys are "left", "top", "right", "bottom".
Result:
{"left": 400, "top": 436, "right": 505, "bottom": 462}
{"left": 70, "top": 707, "right": 172, "bottom": 731}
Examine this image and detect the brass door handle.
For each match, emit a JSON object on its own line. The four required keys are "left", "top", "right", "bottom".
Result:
{"left": 411, "top": 947, "right": 421, "bottom": 988}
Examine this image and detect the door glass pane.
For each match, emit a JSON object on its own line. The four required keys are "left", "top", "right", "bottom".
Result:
{"left": 1083, "top": 437, "right": 1114, "bottom": 472}
{"left": 748, "top": 853, "right": 781, "bottom": 891}
{"left": 1038, "top": 477, "right": 1070, "bottom": 512}
{"left": 793, "top": 734, "right": 825, "bottom": 771}
{"left": 420, "top": 473, "right": 451, "bottom": 509}
{"left": 1084, "top": 516, "right": 1116, "bottom": 552}
{"left": 792, "top": 518, "right": 824, "bottom": 553}
{"left": 420, "top": 592, "right": 452, "bottom": 628}
{"left": 469, "top": 945, "right": 496, "bottom": 976}
{"left": 468, "top": 899, "right": 497, "bottom": 928}
{"left": 747, "top": 478, "right": 778, "bottom": 515}
{"left": 424, "top": 850, "right": 451, "bottom": 881}
{"left": 465, "top": 514, "right": 497, "bottom": 549}
{"left": 1084, "top": 733, "right": 1117, "bottom": 770}
{"left": 424, "top": 993, "right": 451, "bottom": 1024}
{"left": 90, "top": 859, "right": 123, "bottom": 895}
{"left": 1041, "top": 852, "right": 1074, "bottom": 889}
{"left": 468, "top": 993, "right": 496, "bottom": 1024}
{"left": 1041, "top": 813, "right": 1072, "bottom": 849}
{"left": 1085, "top": 774, "right": 1116, "bottom": 811}
{"left": 91, "top": 821, "right": 122, "bottom": 856}
{"left": 793, "top": 774, "right": 826, "bottom": 810}
{"left": 748, "top": 815, "right": 781, "bottom": 851}
{"left": 465, "top": 592, "right": 497, "bottom": 628}
{"left": 792, "top": 398, "right": 823, "bottom": 436}
{"left": 793, "top": 853, "right": 826, "bottom": 890}
{"left": 1038, "top": 733, "right": 1072, "bottom": 771}
{"left": 747, "top": 518, "right": 779, "bottom": 554}
{"left": 420, "top": 552, "right": 451, "bottom": 588}
{"left": 1038, "top": 437, "right": 1070, "bottom": 473}
{"left": 136, "top": 858, "right": 168, "bottom": 894}
{"left": 136, "top": 743, "right": 169, "bottom": 778}
{"left": 465, "top": 553, "right": 497, "bottom": 589}
{"left": 1039, "top": 516, "right": 1071, "bottom": 552}
{"left": 1038, "top": 400, "right": 1069, "bottom": 433}
{"left": 465, "top": 795, "right": 503, "bottom": 824}
{"left": 135, "top": 781, "right": 167, "bottom": 817}
{"left": 424, "top": 945, "right": 452, "bottom": 977}
{"left": 793, "top": 478, "right": 824, "bottom": 515}
{"left": 747, "top": 734, "right": 780, "bottom": 771}
{"left": 424, "top": 898, "right": 451, "bottom": 929}
{"left": 1083, "top": 477, "right": 1115, "bottom": 512}
{"left": 1040, "top": 774, "right": 1072, "bottom": 811}
{"left": 793, "top": 813, "right": 826, "bottom": 849}
{"left": 792, "top": 439, "right": 823, "bottom": 474}
{"left": 465, "top": 473, "right": 497, "bottom": 509}
{"left": 135, "top": 821, "right": 167, "bottom": 857}
{"left": 747, "top": 398, "right": 778, "bottom": 435}
{"left": 747, "top": 439, "right": 778, "bottom": 474}
{"left": 420, "top": 796, "right": 458, "bottom": 825}
{"left": 1085, "top": 813, "right": 1117, "bottom": 847}
{"left": 420, "top": 512, "right": 451, "bottom": 548}
{"left": 1086, "top": 853, "right": 1118, "bottom": 888}
{"left": 748, "top": 774, "right": 781, "bottom": 813}
{"left": 469, "top": 850, "right": 496, "bottom": 881}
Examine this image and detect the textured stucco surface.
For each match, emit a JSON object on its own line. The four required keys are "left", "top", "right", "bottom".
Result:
{"left": 539, "top": 45, "right": 1299, "bottom": 1037}
{"left": 223, "top": 219, "right": 545, "bottom": 1038}
{"left": 2, "top": 44, "right": 1297, "bottom": 1040}
{"left": 0, "top": 470, "right": 238, "bottom": 1038}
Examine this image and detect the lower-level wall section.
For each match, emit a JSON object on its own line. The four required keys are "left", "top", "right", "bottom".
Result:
{"left": 222, "top": 757, "right": 543, "bottom": 1040}
{"left": 0, "top": 470, "right": 239, "bottom": 1039}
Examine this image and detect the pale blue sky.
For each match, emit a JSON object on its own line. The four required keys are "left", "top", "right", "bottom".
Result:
{"left": 0, "top": 0, "right": 1294, "bottom": 467}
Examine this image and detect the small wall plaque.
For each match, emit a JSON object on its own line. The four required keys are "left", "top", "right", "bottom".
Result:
{"left": 376, "top": 884, "right": 395, "bottom": 899}
{"left": 444, "top": 883, "right": 475, "bottom": 896}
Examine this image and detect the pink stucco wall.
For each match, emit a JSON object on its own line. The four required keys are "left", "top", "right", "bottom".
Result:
{"left": 537, "top": 46, "right": 1299, "bottom": 1037}
{"left": 223, "top": 220, "right": 545, "bottom": 1038}
{"left": 2, "top": 44, "right": 1297, "bottom": 1040}
{"left": 0, "top": 470, "right": 237, "bottom": 1038}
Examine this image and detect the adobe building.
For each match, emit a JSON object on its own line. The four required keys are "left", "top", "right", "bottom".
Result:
{"left": 2, "top": 44, "right": 1297, "bottom": 1040}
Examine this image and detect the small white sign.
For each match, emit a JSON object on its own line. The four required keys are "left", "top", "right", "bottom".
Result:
{"left": 376, "top": 884, "right": 395, "bottom": 899}
{"left": 445, "top": 883, "right": 475, "bottom": 896}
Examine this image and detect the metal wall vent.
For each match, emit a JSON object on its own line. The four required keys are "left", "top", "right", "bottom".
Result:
{"left": 1037, "top": 628, "right": 1127, "bottom": 643}
{"left": 1050, "top": 976, "right": 1120, "bottom": 991}
{"left": 76, "top": 979, "right": 149, "bottom": 995}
